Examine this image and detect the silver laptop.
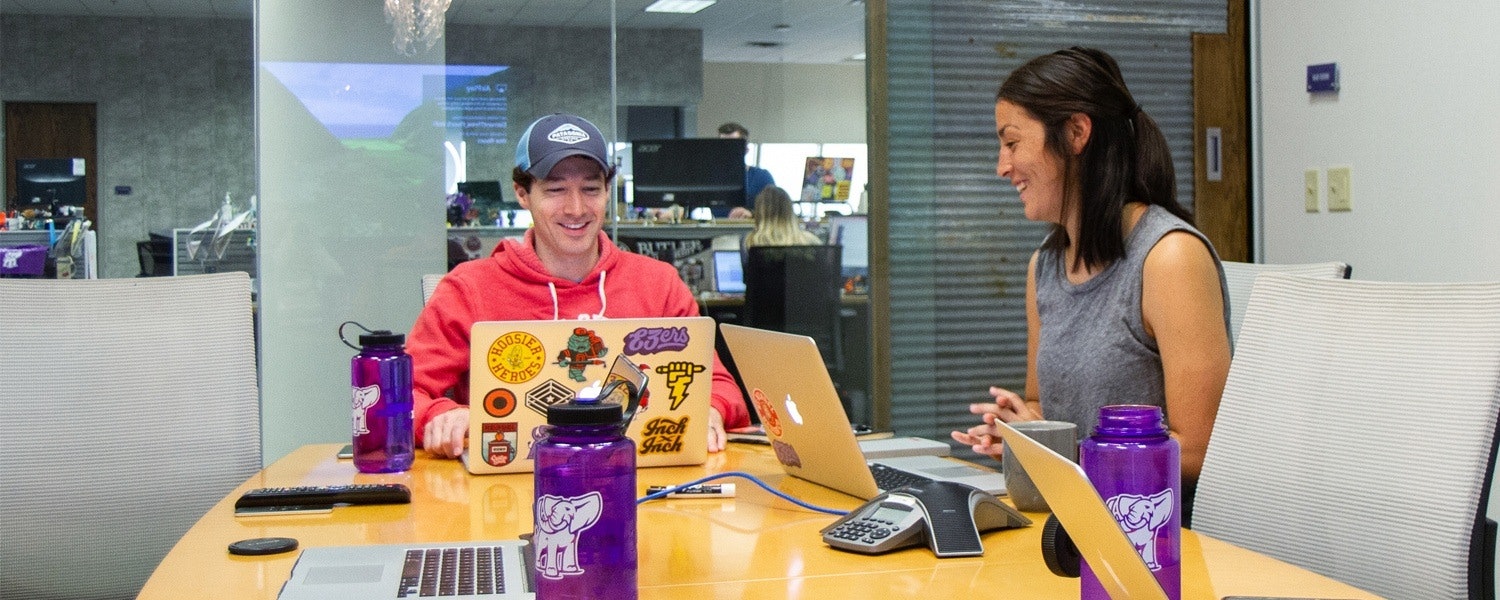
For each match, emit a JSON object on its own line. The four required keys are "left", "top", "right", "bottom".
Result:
{"left": 277, "top": 540, "right": 534, "bottom": 600}
{"left": 720, "top": 324, "right": 1007, "bottom": 500}
{"left": 994, "top": 420, "right": 1170, "bottom": 600}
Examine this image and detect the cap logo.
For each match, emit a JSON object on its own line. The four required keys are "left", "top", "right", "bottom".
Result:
{"left": 546, "top": 123, "right": 591, "bottom": 145}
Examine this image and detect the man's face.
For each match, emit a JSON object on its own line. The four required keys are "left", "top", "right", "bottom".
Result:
{"left": 513, "top": 156, "right": 610, "bottom": 269}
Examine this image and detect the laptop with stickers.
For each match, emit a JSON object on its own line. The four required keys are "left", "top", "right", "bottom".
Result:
{"left": 462, "top": 317, "right": 715, "bottom": 475}
{"left": 719, "top": 324, "right": 1007, "bottom": 500}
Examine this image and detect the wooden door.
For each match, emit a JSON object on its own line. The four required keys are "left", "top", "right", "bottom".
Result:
{"left": 1192, "top": 0, "right": 1249, "bottom": 261}
{"left": 4, "top": 102, "right": 100, "bottom": 232}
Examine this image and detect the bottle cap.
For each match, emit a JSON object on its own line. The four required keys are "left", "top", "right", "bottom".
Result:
{"left": 358, "top": 330, "right": 404, "bottom": 347}
{"left": 547, "top": 401, "right": 623, "bottom": 426}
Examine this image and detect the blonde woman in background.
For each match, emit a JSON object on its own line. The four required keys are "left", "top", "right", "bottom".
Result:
{"left": 742, "top": 186, "right": 820, "bottom": 249}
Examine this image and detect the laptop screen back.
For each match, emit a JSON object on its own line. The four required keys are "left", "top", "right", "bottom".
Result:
{"left": 713, "top": 250, "right": 745, "bottom": 294}
{"left": 993, "top": 420, "right": 1169, "bottom": 600}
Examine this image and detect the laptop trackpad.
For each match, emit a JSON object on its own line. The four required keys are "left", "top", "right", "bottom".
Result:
{"left": 304, "top": 565, "right": 385, "bottom": 584}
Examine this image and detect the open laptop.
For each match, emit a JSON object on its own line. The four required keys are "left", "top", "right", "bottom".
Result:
{"left": 720, "top": 324, "right": 1007, "bottom": 499}
{"left": 277, "top": 540, "right": 533, "bottom": 599}
{"left": 463, "top": 317, "right": 715, "bottom": 475}
{"left": 712, "top": 250, "right": 745, "bottom": 295}
{"left": 994, "top": 420, "right": 1170, "bottom": 600}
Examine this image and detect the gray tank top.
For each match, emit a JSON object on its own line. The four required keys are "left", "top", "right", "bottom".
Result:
{"left": 1033, "top": 204, "right": 1229, "bottom": 437}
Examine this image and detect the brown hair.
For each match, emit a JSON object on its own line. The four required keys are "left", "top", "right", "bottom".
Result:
{"left": 997, "top": 46, "right": 1190, "bottom": 272}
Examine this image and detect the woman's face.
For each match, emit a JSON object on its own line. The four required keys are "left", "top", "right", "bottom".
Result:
{"left": 995, "top": 100, "right": 1068, "bottom": 225}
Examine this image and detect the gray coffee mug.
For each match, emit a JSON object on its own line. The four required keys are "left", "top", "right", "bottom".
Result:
{"left": 1002, "top": 420, "right": 1078, "bottom": 512}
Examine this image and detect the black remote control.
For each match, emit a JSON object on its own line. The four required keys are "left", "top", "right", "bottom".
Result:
{"left": 234, "top": 483, "right": 411, "bottom": 509}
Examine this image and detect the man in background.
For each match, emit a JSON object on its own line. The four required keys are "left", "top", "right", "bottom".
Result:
{"left": 718, "top": 122, "right": 775, "bottom": 219}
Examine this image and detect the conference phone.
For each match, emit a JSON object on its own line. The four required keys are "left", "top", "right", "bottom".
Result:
{"left": 820, "top": 480, "right": 1030, "bottom": 557}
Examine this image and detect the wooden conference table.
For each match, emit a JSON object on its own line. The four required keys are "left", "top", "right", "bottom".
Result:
{"left": 139, "top": 443, "right": 1379, "bottom": 599}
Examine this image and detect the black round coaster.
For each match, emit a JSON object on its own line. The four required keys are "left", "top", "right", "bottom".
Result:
{"left": 228, "top": 537, "right": 299, "bottom": 556}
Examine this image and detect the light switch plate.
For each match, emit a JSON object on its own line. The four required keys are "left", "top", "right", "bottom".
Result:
{"left": 1327, "top": 167, "right": 1352, "bottom": 211}
{"left": 1305, "top": 170, "right": 1320, "bottom": 212}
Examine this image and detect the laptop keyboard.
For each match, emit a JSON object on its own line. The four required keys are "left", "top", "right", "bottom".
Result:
{"left": 398, "top": 546, "right": 508, "bottom": 597}
{"left": 869, "top": 462, "right": 934, "bottom": 491}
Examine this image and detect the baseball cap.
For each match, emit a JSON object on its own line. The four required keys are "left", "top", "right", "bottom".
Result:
{"left": 515, "top": 113, "right": 609, "bottom": 178}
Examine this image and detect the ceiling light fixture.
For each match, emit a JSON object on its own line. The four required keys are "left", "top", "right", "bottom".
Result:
{"left": 384, "top": 0, "right": 452, "bottom": 56}
{"left": 644, "top": 0, "right": 717, "bottom": 14}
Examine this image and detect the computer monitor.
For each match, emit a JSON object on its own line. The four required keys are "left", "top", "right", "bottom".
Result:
{"left": 630, "top": 138, "right": 747, "bottom": 211}
{"left": 713, "top": 250, "right": 745, "bottom": 294}
{"left": 828, "top": 215, "right": 868, "bottom": 294}
{"left": 14, "top": 158, "right": 86, "bottom": 209}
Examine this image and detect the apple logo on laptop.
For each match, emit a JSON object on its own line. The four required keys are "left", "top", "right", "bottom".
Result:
{"left": 783, "top": 394, "right": 805, "bottom": 425}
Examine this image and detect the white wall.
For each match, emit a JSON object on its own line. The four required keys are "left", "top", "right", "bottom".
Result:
{"left": 1258, "top": 0, "right": 1500, "bottom": 283}
{"left": 1258, "top": 1, "right": 1500, "bottom": 592}
{"left": 697, "top": 62, "right": 866, "bottom": 143}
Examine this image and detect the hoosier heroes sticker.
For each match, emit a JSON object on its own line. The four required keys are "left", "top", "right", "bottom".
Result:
{"left": 487, "top": 331, "right": 545, "bottom": 384}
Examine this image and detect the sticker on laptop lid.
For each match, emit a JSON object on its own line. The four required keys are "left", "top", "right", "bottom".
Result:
{"left": 483, "top": 388, "right": 518, "bottom": 418}
{"left": 771, "top": 439, "right": 802, "bottom": 468}
{"left": 751, "top": 388, "right": 783, "bottom": 436}
{"left": 622, "top": 325, "right": 690, "bottom": 355}
{"left": 653, "top": 361, "right": 706, "bottom": 410}
{"left": 525, "top": 379, "right": 577, "bottom": 417}
{"left": 487, "top": 331, "right": 546, "bottom": 384}
{"left": 481, "top": 422, "right": 519, "bottom": 467}
{"left": 555, "top": 327, "right": 608, "bottom": 382}
{"left": 639, "top": 415, "right": 689, "bottom": 455}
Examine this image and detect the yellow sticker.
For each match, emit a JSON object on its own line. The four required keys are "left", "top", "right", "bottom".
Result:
{"left": 487, "top": 331, "right": 546, "bottom": 384}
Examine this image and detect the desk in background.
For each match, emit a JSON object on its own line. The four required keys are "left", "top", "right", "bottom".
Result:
{"left": 0, "top": 229, "right": 97, "bottom": 278}
{"left": 170, "top": 227, "right": 256, "bottom": 283}
{"left": 139, "top": 444, "right": 1378, "bottom": 599}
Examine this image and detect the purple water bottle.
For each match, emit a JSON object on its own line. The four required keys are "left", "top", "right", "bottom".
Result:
{"left": 1079, "top": 405, "right": 1181, "bottom": 600}
{"left": 533, "top": 395, "right": 636, "bottom": 600}
{"left": 344, "top": 324, "right": 414, "bottom": 474}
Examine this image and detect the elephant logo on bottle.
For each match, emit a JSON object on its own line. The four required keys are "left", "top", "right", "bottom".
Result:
{"left": 533, "top": 491, "right": 604, "bottom": 579}
{"left": 1104, "top": 489, "right": 1174, "bottom": 570}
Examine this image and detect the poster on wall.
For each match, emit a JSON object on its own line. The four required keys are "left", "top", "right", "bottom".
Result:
{"left": 613, "top": 234, "right": 717, "bottom": 295}
{"left": 800, "top": 157, "right": 856, "bottom": 202}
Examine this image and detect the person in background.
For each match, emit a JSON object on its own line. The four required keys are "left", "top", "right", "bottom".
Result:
{"left": 718, "top": 122, "right": 775, "bottom": 219}
{"left": 742, "top": 185, "right": 820, "bottom": 250}
{"left": 409, "top": 113, "right": 751, "bottom": 459}
{"left": 950, "top": 47, "right": 1231, "bottom": 524}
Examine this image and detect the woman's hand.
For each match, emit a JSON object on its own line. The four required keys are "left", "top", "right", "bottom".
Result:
{"left": 949, "top": 386, "right": 1042, "bottom": 458}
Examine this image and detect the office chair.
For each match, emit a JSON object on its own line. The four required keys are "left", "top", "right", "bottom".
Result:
{"left": 743, "top": 245, "right": 843, "bottom": 370}
{"left": 0, "top": 272, "right": 261, "bottom": 600}
{"left": 1194, "top": 273, "right": 1500, "bottom": 600}
{"left": 421, "top": 273, "right": 445, "bottom": 304}
{"left": 1220, "top": 260, "right": 1350, "bottom": 344}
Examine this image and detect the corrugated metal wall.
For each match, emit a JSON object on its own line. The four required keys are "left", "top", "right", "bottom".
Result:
{"left": 876, "top": 0, "right": 1227, "bottom": 446}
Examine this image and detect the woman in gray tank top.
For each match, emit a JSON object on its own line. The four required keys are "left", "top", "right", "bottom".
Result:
{"left": 950, "top": 48, "right": 1232, "bottom": 511}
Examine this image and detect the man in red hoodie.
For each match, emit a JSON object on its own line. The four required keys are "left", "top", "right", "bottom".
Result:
{"left": 409, "top": 113, "right": 751, "bottom": 459}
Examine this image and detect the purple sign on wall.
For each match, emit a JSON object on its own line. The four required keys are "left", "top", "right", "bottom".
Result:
{"left": 1307, "top": 63, "right": 1339, "bottom": 93}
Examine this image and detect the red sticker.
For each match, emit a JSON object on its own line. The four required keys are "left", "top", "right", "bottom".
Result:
{"left": 483, "top": 388, "right": 518, "bottom": 418}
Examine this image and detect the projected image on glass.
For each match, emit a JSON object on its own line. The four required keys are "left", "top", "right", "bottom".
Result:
{"left": 261, "top": 62, "right": 509, "bottom": 145}
{"left": 260, "top": 62, "right": 511, "bottom": 226}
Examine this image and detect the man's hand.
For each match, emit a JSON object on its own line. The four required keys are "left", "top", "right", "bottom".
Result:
{"left": 423, "top": 406, "right": 470, "bottom": 458}
{"left": 707, "top": 406, "right": 726, "bottom": 453}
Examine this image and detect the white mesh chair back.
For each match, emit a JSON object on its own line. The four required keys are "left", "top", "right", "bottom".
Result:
{"left": 422, "top": 273, "right": 444, "bottom": 304}
{"left": 1220, "top": 260, "right": 1349, "bottom": 344}
{"left": 1194, "top": 273, "right": 1500, "bottom": 600}
{"left": 0, "top": 273, "right": 261, "bottom": 600}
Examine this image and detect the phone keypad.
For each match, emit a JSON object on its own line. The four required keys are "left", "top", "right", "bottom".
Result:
{"left": 828, "top": 518, "right": 897, "bottom": 544}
